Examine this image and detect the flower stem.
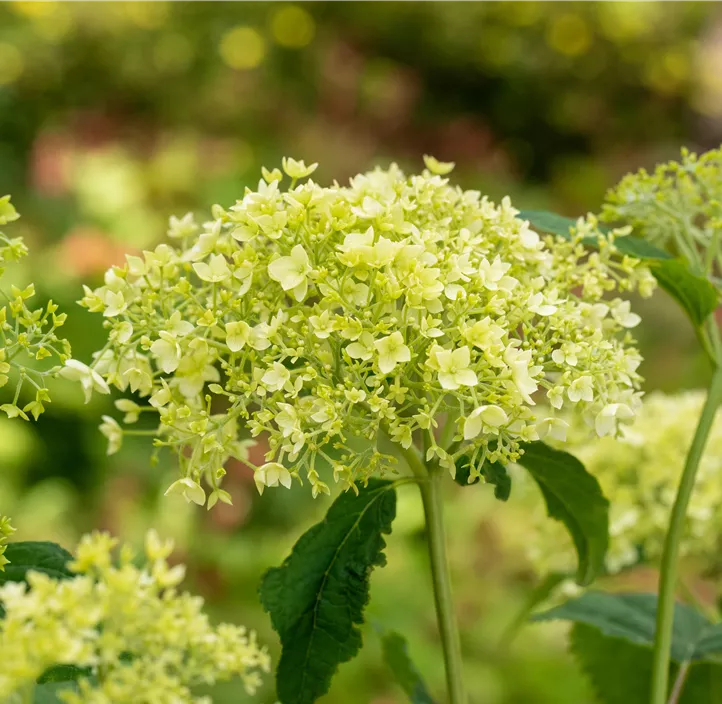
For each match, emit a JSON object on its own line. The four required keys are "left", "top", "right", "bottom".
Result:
{"left": 650, "top": 365, "right": 722, "bottom": 704}
{"left": 418, "top": 469, "right": 468, "bottom": 704}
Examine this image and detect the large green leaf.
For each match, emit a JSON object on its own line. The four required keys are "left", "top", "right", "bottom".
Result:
{"left": 453, "top": 453, "right": 511, "bottom": 501}
{"left": 516, "top": 442, "right": 608, "bottom": 586}
{"left": 520, "top": 209, "right": 718, "bottom": 326}
{"left": 381, "top": 630, "right": 436, "bottom": 704}
{"left": 0, "top": 541, "right": 74, "bottom": 586}
{"left": 570, "top": 623, "right": 722, "bottom": 704}
{"left": 650, "top": 259, "right": 719, "bottom": 327}
{"left": 532, "top": 591, "right": 722, "bottom": 663}
{"left": 260, "top": 479, "right": 397, "bottom": 704}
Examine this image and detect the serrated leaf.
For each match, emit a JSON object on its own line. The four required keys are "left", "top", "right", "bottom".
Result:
{"left": 260, "top": 479, "right": 397, "bottom": 704}
{"left": 0, "top": 542, "right": 74, "bottom": 586}
{"left": 532, "top": 591, "right": 722, "bottom": 663}
{"left": 570, "top": 623, "right": 722, "bottom": 704}
{"left": 381, "top": 631, "right": 436, "bottom": 704}
{"left": 516, "top": 442, "right": 608, "bottom": 586}
{"left": 453, "top": 453, "right": 511, "bottom": 501}
{"left": 650, "top": 259, "right": 718, "bottom": 327}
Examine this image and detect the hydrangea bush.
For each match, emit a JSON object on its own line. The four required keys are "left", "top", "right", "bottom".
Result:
{"left": 82, "top": 157, "right": 652, "bottom": 507}
{"left": 5, "top": 147, "right": 722, "bottom": 704}
{"left": 0, "top": 531, "right": 270, "bottom": 702}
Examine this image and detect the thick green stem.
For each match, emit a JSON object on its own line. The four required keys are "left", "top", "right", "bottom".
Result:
{"left": 419, "top": 471, "right": 467, "bottom": 704}
{"left": 650, "top": 366, "right": 722, "bottom": 704}
{"left": 396, "top": 441, "right": 467, "bottom": 704}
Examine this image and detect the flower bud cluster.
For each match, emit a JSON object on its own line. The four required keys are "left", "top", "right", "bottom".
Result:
{"left": 0, "top": 516, "right": 13, "bottom": 571}
{"left": 602, "top": 146, "right": 722, "bottom": 277}
{"left": 83, "top": 158, "right": 653, "bottom": 503}
{"left": 525, "top": 391, "right": 722, "bottom": 575}
{"left": 0, "top": 197, "right": 102, "bottom": 420}
{"left": 0, "top": 529, "right": 270, "bottom": 701}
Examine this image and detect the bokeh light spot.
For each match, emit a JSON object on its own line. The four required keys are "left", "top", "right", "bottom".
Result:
{"left": 220, "top": 26, "right": 266, "bottom": 70}
{"left": 10, "top": 0, "right": 57, "bottom": 18}
{"left": 546, "top": 14, "right": 592, "bottom": 57}
{"left": 271, "top": 5, "right": 315, "bottom": 49}
{"left": 124, "top": 1, "right": 169, "bottom": 30}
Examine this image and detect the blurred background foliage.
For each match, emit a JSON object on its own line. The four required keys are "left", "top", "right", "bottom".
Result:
{"left": 1, "top": 2, "right": 720, "bottom": 702}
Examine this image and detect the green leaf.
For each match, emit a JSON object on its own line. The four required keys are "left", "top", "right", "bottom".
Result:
{"left": 381, "top": 630, "right": 436, "bottom": 704}
{"left": 532, "top": 591, "right": 722, "bottom": 663}
{"left": 518, "top": 210, "right": 583, "bottom": 239}
{"left": 516, "top": 442, "right": 608, "bottom": 586}
{"left": 612, "top": 236, "right": 671, "bottom": 260}
{"left": 519, "top": 209, "right": 670, "bottom": 259}
{"left": 37, "top": 664, "right": 92, "bottom": 684}
{"left": 570, "top": 623, "right": 722, "bottom": 704}
{"left": 650, "top": 259, "right": 719, "bottom": 327}
{"left": 0, "top": 541, "right": 74, "bottom": 586}
{"left": 453, "top": 453, "right": 511, "bottom": 501}
{"left": 260, "top": 479, "right": 397, "bottom": 704}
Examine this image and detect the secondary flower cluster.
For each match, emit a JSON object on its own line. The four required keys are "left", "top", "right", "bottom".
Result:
{"left": 524, "top": 391, "right": 722, "bottom": 575}
{"left": 83, "top": 157, "right": 653, "bottom": 503}
{"left": 602, "top": 146, "right": 722, "bottom": 276}
{"left": 0, "top": 530, "right": 270, "bottom": 702}
{"left": 0, "top": 196, "right": 103, "bottom": 420}
{"left": 0, "top": 516, "right": 13, "bottom": 571}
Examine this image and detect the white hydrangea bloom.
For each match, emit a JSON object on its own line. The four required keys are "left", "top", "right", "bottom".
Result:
{"left": 80, "top": 159, "right": 653, "bottom": 501}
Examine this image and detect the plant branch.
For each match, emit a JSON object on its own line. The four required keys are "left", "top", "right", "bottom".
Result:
{"left": 418, "top": 468, "right": 467, "bottom": 704}
{"left": 667, "top": 661, "right": 691, "bottom": 704}
{"left": 650, "top": 364, "right": 722, "bottom": 704}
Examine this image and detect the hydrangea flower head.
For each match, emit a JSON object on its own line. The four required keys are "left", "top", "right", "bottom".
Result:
{"left": 0, "top": 529, "right": 270, "bottom": 701}
{"left": 524, "top": 391, "right": 722, "bottom": 575}
{"left": 82, "top": 159, "right": 653, "bottom": 502}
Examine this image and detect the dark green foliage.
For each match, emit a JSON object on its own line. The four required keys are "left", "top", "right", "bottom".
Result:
{"left": 517, "top": 442, "right": 609, "bottom": 586}
{"left": 381, "top": 630, "right": 437, "bottom": 704}
{"left": 0, "top": 541, "right": 74, "bottom": 586}
{"left": 453, "top": 453, "right": 511, "bottom": 501}
{"left": 650, "top": 259, "right": 719, "bottom": 327}
{"left": 37, "top": 665, "right": 92, "bottom": 684}
{"left": 570, "top": 623, "right": 722, "bottom": 704}
{"left": 260, "top": 479, "right": 397, "bottom": 704}
{"left": 532, "top": 591, "right": 722, "bottom": 663}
